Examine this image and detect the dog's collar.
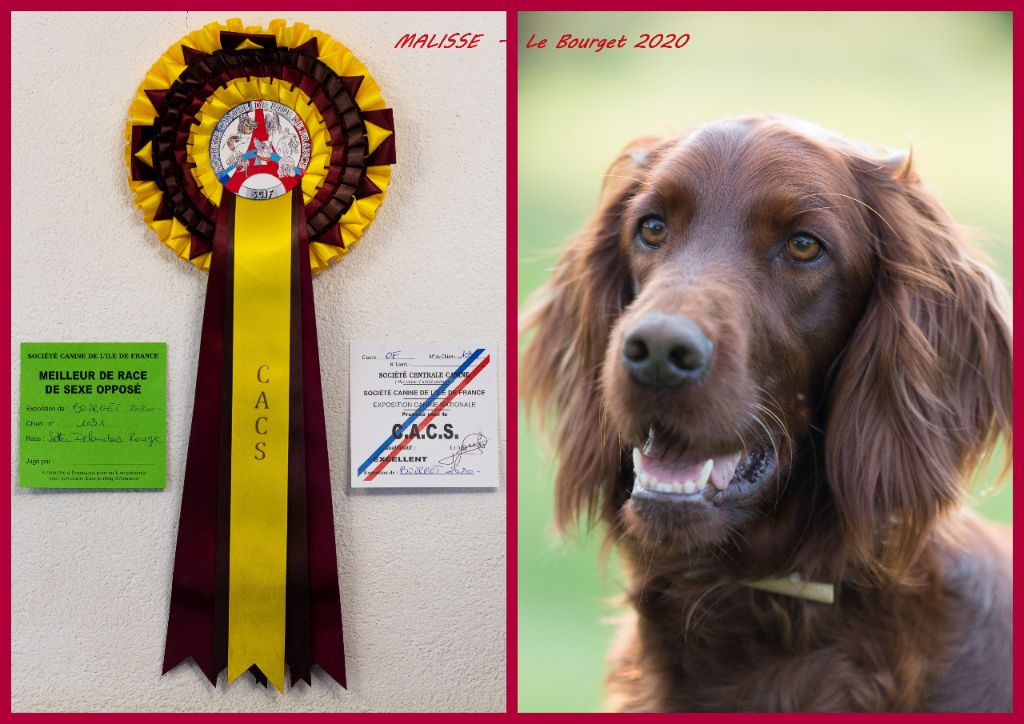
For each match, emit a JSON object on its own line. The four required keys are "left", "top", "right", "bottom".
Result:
{"left": 743, "top": 573, "right": 835, "bottom": 604}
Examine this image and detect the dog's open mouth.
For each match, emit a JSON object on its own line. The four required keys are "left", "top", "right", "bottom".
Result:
{"left": 630, "top": 428, "right": 776, "bottom": 504}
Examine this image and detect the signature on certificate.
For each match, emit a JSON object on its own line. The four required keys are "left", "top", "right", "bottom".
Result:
{"left": 438, "top": 432, "right": 488, "bottom": 469}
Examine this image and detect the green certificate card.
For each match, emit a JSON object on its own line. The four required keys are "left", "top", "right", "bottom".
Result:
{"left": 19, "top": 342, "right": 167, "bottom": 489}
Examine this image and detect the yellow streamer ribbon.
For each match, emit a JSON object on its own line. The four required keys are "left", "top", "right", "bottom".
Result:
{"left": 228, "top": 193, "right": 293, "bottom": 690}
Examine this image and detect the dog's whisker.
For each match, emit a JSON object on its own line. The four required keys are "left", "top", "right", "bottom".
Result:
{"left": 751, "top": 403, "right": 794, "bottom": 510}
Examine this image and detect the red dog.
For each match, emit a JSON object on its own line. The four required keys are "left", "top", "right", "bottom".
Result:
{"left": 521, "top": 116, "right": 1012, "bottom": 712}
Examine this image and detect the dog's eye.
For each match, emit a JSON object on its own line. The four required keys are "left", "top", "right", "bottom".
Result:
{"left": 785, "top": 234, "right": 824, "bottom": 263}
{"left": 637, "top": 216, "right": 669, "bottom": 248}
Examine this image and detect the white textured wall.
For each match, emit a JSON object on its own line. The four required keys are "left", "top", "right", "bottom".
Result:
{"left": 11, "top": 11, "right": 506, "bottom": 712}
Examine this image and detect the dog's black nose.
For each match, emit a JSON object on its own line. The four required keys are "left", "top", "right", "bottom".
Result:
{"left": 621, "top": 313, "right": 712, "bottom": 388}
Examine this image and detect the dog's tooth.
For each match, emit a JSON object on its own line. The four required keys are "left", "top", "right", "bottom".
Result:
{"left": 632, "top": 448, "right": 642, "bottom": 472}
{"left": 695, "top": 459, "right": 713, "bottom": 490}
{"left": 682, "top": 480, "right": 695, "bottom": 494}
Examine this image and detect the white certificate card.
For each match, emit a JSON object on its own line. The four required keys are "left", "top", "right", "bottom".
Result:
{"left": 350, "top": 341, "right": 498, "bottom": 488}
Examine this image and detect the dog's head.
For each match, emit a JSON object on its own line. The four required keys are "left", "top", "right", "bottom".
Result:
{"left": 521, "top": 116, "right": 1011, "bottom": 581}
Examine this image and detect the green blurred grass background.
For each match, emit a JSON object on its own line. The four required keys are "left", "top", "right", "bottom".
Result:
{"left": 517, "top": 12, "right": 1013, "bottom": 713}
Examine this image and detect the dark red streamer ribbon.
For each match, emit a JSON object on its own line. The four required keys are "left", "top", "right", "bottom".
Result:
{"left": 287, "top": 191, "right": 312, "bottom": 685}
{"left": 298, "top": 194, "right": 347, "bottom": 687}
{"left": 163, "top": 195, "right": 234, "bottom": 684}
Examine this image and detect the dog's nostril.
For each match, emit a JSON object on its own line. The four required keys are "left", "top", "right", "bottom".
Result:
{"left": 624, "top": 338, "right": 649, "bottom": 362}
{"left": 669, "top": 345, "right": 703, "bottom": 372}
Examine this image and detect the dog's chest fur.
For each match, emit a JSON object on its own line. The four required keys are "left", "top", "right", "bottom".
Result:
{"left": 604, "top": 521, "right": 1011, "bottom": 712}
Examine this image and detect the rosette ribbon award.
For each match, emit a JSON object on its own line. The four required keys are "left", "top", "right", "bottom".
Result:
{"left": 125, "top": 19, "right": 396, "bottom": 691}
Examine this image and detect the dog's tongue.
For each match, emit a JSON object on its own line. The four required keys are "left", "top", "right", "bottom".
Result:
{"left": 635, "top": 442, "right": 742, "bottom": 492}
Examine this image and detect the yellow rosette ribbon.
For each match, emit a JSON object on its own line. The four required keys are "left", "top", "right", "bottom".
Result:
{"left": 125, "top": 19, "right": 396, "bottom": 691}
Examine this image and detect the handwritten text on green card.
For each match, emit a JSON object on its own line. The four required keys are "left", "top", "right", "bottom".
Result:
{"left": 19, "top": 342, "right": 167, "bottom": 489}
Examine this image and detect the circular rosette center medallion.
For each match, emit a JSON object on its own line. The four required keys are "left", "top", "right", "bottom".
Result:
{"left": 210, "top": 100, "right": 312, "bottom": 201}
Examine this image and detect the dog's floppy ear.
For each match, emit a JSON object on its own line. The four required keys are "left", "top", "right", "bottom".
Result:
{"left": 520, "top": 136, "right": 667, "bottom": 530}
{"left": 826, "top": 151, "right": 1012, "bottom": 581}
